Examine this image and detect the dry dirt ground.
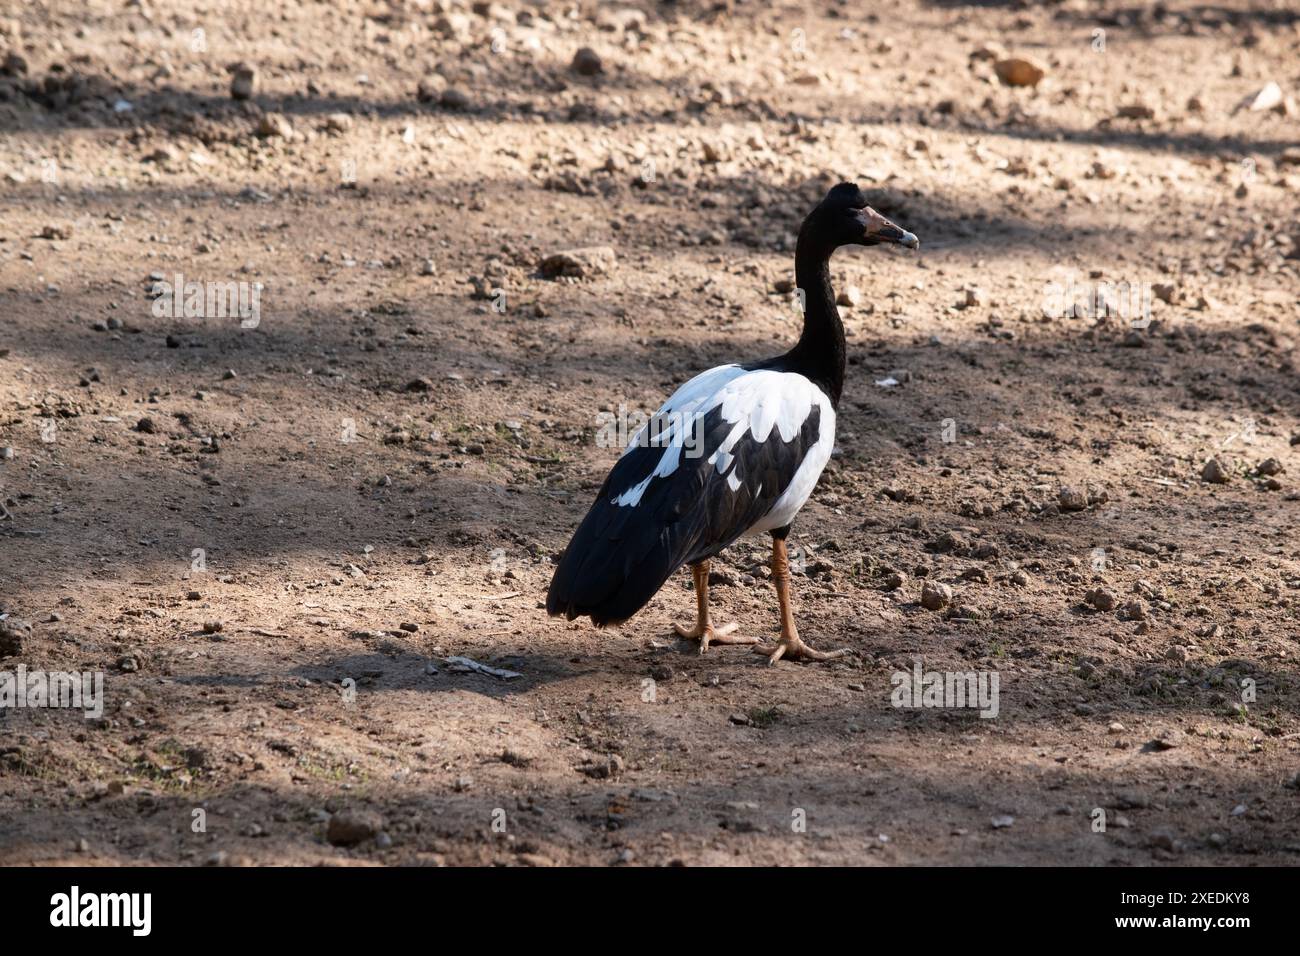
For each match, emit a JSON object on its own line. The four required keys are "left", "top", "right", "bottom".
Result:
{"left": 2, "top": 0, "right": 1299, "bottom": 867}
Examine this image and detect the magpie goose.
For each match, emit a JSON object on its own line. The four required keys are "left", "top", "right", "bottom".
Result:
{"left": 547, "top": 183, "right": 919, "bottom": 663}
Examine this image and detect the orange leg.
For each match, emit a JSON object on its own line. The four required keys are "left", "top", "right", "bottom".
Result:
{"left": 753, "top": 538, "right": 850, "bottom": 665}
{"left": 674, "top": 561, "right": 757, "bottom": 654}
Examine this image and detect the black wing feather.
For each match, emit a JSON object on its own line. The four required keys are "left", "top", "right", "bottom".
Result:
{"left": 547, "top": 403, "right": 821, "bottom": 626}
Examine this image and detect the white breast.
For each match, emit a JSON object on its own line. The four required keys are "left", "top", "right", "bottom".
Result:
{"left": 748, "top": 384, "right": 835, "bottom": 534}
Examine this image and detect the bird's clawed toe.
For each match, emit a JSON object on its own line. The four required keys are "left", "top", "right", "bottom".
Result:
{"left": 753, "top": 635, "right": 850, "bottom": 665}
{"left": 674, "top": 620, "right": 757, "bottom": 653}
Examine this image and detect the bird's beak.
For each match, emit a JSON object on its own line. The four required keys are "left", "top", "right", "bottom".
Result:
{"left": 860, "top": 206, "right": 920, "bottom": 249}
{"left": 889, "top": 226, "right": 921, "bottom": 250}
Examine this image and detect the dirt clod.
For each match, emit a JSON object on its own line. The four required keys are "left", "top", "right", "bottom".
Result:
{"left": 0, "top": 618, "right": 31, "bottom": 657}
{"left": 993, "top": 57, "right": 1045, "bottom": 87}
{"left": 539, "top": 247, "right": 617, "bottom": 279}
{"left": 1201, "top": 458, "right": 1231, "bottom": 484}
{"left": 326, "top": 810, "right": 384, "bottom": 847}
{"left": 571, "top": 47, "right": 603, "bottom": 76}
{"left": 1085, "top": 589, "right": 1118, "bottom": 613}
{"left": 920, "top": 581, "right": 953, "bottom": 611}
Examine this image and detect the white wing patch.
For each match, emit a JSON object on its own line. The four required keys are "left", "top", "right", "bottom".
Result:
{"left": 620, "top": 364, "right": 745, "bottom": 460}
{"left": 613, "top": 474, "right": 654, "bottom": 508}
{"left": 718, "top": 372, "right": 816, "bottom": 444}
{"left": 611, "top": 365, "right": 829, "bottom": 522}
{"left": 749, "top": 388, "right": 835, "bottom": 534}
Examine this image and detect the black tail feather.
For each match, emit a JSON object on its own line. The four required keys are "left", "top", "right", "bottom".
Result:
{"left": 546, "top": 482, "right": 703, "bottom": 626}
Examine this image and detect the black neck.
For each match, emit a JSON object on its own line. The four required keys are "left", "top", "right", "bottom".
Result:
{"left": 783, "top": 241, "right": 846, "bottom": 407}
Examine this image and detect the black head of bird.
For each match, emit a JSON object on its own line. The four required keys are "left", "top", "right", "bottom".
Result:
{"left": 799, "top": 182, "right": 920, "bottom": 253}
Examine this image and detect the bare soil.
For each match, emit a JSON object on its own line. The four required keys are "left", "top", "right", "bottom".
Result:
{"left": 2, "top": 0, "right": 1299, "bottom": 866}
